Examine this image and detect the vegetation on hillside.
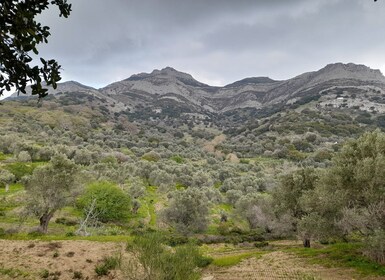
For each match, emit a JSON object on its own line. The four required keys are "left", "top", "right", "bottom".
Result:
{"left": 1, "top": 95, "right": 385, "bottom": 278}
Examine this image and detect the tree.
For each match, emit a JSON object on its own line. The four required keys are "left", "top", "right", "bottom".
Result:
{"left": 330, "top": 130, "right": 385, "bottom": 206}
{"left": 273, "top": 168, "right": 318, "bottom": 220}
{"left": 0, "top": 169, "right": 15, "bottom": 192}
{"left": 297, "top": 213, "right": 329, "bottom": 248}
{"left": 0, "top": 0, "right": 71, "bottom": 97}
{"left": 24, "top": 154, "right": 79, "bottom": 233}
{"left": 149, "top": 169, "right": 174, "bottom": 191}
{"left": 162, "top": 188, "right": 209, "bottom": 234}
{"left": 17, "top": 151, "right": 31, "bottom": 162}
{"left": 232, "top": 192, "right": 294, "bottom": 238}
{"left": 299, "top": 131, "right": 385, "bottom": 249}
{"left": 272, "top": 168, "right": 318, "bottom": 247}
{"left": 127, "top": 176, "right": 146, "bottom": 199}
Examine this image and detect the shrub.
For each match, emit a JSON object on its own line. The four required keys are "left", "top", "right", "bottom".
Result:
{"left": 95, "top": 256, "right": 121, "bottom": 276}
{"left": 164, "top": 234, "right": 189, "bottom": 246}
{"left": 17, "top": 151, "right": 32, "bottom": 162}
{"left": 65, "top": 231, "right": 75, "bottom": 237}
{"left": 73, "top": 271, "right": 83, "bottom": 279}
{"left": 363, "top": 230, "right": 385, "bottom": 264}
{"left": 196, "top": 255, "right": 213, "bottom": 268}
{"left": 40, "top": 269, "right": 49, "bottom": 279}
{"left": 170, "top": 155, "right": 184, "bottom": 163}
{"left": 141, "top": 151, "right": 161, "bottom": 162}
{"left": 125, "top": 232, "right": 207, "bottom": 280}
{"left": 4, "top": 162, "right": 36, "bottom": 180}
{"left": 77, "top": 181, "right": 131, "bottom": 223}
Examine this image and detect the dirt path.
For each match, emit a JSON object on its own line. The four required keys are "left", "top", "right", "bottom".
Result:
{"left": 0, "top": 240, "right": 124, "bottom": 279}
{"left": 203, "top": 251, "right": 382, "bottom": 280}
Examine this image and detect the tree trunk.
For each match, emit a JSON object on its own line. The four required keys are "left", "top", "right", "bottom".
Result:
{"left": 303, "top": 238, "right": 311, "bottom": 248}
{"left": 5, "top": 184, "right": 9, "bottom": 192}
{"left": 39, "top": 212, "right": 54, "bottom": 233}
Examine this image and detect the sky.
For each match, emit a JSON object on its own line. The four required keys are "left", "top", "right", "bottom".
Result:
{"left": 34, "top": 0, "right": 385, "bottom": 88}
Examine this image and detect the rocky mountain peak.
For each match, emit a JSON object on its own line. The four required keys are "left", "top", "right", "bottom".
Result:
{"left": 125, "top": 67, "right": 207, "bottom": 87}
{"left": 152, "top": 66, "right": 181, "bottom": 75}
{"left": 313, "top": 62, "right": 385, "bottom": 83}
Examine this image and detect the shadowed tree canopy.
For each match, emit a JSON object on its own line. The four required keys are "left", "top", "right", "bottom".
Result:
{"left": 0, "top": 0, "right": 71, "bottom": 98}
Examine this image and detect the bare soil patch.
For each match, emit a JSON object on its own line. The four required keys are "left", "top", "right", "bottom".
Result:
{"left": 0, "top": 240, "right": 124, "bottom": 279}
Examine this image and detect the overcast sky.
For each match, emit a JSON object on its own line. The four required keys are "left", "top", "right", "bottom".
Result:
{"left": 36, "top": 0, "right": 385, "bottom": 88}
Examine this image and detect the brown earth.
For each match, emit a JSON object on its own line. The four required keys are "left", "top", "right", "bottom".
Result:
{"left": 0, "top": 240, "right": 124, "bottom": 279}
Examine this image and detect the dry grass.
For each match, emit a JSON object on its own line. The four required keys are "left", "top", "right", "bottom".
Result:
{"left": 203, "top": 247, "right": 383, "bottom": 280}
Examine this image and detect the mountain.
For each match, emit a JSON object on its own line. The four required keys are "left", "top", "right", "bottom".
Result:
{"left": 5, "top": 62, "right": 385, "bottom": 162}
{"left": 9, "top": 63, "right": 385, "bottom": 118}
{"left": 108, "top": 63, "right": 385, "bottom": 113}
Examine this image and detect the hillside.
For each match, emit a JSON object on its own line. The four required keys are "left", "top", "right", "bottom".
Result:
{"left": 7, "top": 62, "right": 385, "bottom": 161}
{"left": 2, "top": 63, "right": 385, "bottom": 279}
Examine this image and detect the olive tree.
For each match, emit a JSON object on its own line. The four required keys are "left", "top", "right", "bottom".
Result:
{"left": 272, "top": 168, "right": 318, "bottom": 247}
{"left": 0, "top": 169, "right": 15, "bottom": 192}
{"left": 298, "top": 131, "right": 385, "bottom": 249}
{"left": 161, "top": 188, "right": 209, "bottom": 234}
{"left": 24, "top": 154, "right": 79, "bottom": 233}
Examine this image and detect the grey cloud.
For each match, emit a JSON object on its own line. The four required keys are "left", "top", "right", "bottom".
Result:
{"left": 33, "top": 0, "right": 385, "bottom": 88}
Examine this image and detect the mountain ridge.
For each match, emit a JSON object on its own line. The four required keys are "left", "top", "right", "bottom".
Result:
{"left": 9, "top": 63, "right": 385, "bottom": 115}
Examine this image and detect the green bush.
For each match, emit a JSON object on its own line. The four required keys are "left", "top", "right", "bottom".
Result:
{"left": 39, "top": 269, "right": 49, "bottom": 279}
{"left": 141, "top": 151, "right": 161, "bottom": 162}
{"left": 77, "top": 181, "right": 131, "bottom": 223}
{"left": 164, "top": 234, "right": 189, "bottom": 246}
{"left": 95, "top": 256, "right": 120, "bottom": 276}
{"left": 170, "top": 155, "right": 184, "bottom": 163}
{"left": 195, "top": 255, "right": 213, "bottom": 268}
{"left": 125, "top": 232, "right": 208, "bottom": 280}
{"left": 4, "top": 162, "right": 37, "bottom": 180}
